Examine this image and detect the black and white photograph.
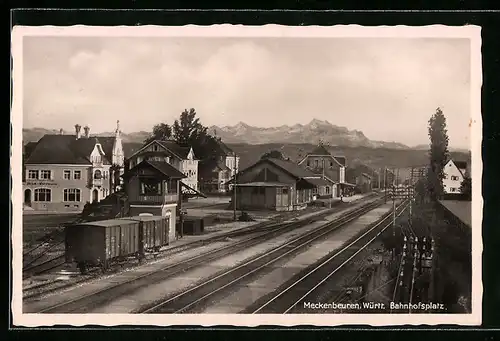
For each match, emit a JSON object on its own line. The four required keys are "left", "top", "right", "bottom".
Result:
{"left": 11, "top": 25, "right": 482, "bottom": 327}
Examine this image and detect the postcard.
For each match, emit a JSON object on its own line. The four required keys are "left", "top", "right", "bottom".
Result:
{"left": 11, "top": 24, "right": 482, "bottom": 327}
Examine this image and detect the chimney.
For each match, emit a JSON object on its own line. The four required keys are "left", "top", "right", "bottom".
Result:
{"left": 84, "top": 125, "right": 90, "bottom": 138}
{"left": 75, "top": 124, "right": 82, "bottom": 139}
{"left": 59, "top": 128, "right": 64, "bottom": 135}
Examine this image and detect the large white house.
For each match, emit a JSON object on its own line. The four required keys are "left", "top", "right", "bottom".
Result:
{"left": 443, "top": 159, "right": 468, "bottom": 194}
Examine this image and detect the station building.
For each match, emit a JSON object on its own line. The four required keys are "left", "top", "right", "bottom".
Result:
{"left": 233, "top": 157, "right": 330, "bottom": 211}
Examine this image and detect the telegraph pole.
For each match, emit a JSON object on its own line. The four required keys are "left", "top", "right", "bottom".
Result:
{"left": 233, "top": 153, "right": 237, "bottom": 221}
{"left": 392, "top": 184, "right": 396, "bottom": 259}
{"left": 384, "top": 167, "right": 387, "bottom": 203}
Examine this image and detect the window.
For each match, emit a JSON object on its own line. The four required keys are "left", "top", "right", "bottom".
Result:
{"left": 63, "top": 170, "right": 71, "bottom": 180}
{"left": 40, "top": 170, "right": 51, "bottom": 180}
{"left": 94, "top": 170, "right": 102, "bottom": 179}
{"left": 314, "top": 160, "right": 319, "bottom": 167}
{"left": 325, "top": 186, "right": 330, "bottom": 194}
{"left": 28, "top": 170, "right": 39, "bottom": 179}
{"left": 283, "top": 188, "right": 289, "bottom": 195}
{"left": 74, "top": 170, "right": 81, "bottom": 180}
{"left": 92, "top": 155, "right": 102, "bottom": 164}
{"left": 451, "top": 175, "right": 459, "bottom": 181}
{"left": 153, "top": 144, "right": 159, "bottom": 151}
{"left": 64, "top": 189, "right": 81, "bottom": 202}
{"left": 312, "top": 187, "right": 318, "bottom": 194}
{"left": 306, "top": 160, "right": 310, "bottom": 167}
{"left": 330, "top": 161, "right": 333, "bottom": 167}
{"left": 34, "top": 188, "right": 51, "bottom": 202}
{"left": 450, "top": 187, "right": 456, "bottom": 192}
{"left": 140, "top": 178, "right": 161, "bottom": 195}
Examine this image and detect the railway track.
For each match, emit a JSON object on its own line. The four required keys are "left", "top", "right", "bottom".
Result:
{"left": 245, "top": 200, "right": 409, "bottom": 314}
{"left": 138, "top": 198, "right": 390, "bottom": 314}
{"left": 24, "top": 195, "right": 379, "bottom": 301}
{"left": 32, "top": 196, "right": 384, "bottom": 313}
{"left": 23, "top": 253, "right": 66, "bottom": 278}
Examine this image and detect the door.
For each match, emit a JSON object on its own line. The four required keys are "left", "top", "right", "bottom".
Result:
{"left": 92, "top": 189, "right": 99, "bottom": 203}
{"left": 24, "top": 189, "right": 31, "bottom": 205}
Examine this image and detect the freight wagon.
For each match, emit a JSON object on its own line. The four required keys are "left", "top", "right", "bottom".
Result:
{"left": 119, "top": 215, "right": 170, "bottom": 256}
{"left": 65, "top": 215, "right": 171, "bottom": 273}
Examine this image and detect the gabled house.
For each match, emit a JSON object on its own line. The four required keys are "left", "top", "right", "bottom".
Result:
{"left": 199, "top": 158, "right": 231, "bottom": 193}
{"left": 199, "top": 139, "right": 240, "bottom": 193}
{"left": 23, "top": 122, "right": 125, "bottom": 212}
{"left": 297, "top": 144, "right": 347, "bottom": 198}
{"left": 356, "top": 173, "right": 373, "bottom": 193}
{"left": 126, "top": 139, "right": 200, "bottom": 193}
{"left": 443, "top": 159, "right": 468, "bottom": 194}
{"left": 234, "top": 157, "right": 329, "bottom": 211}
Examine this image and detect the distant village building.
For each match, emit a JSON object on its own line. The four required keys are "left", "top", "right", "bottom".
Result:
{"left": 356, "top": 173, "right": 373, "bottom": 193}
{"left": 22, "top": 122, "right": 125, "bottom": 212}
{"left": 125, "top": 140, "right": 200, "bottom": 194}
{"left": 199, "top": 140, "right": 240, "bottom": 194}
{"left": 199, "top": 159, "right": 231, "bottom": 194}
{"left": 297, "top": 144, "right": 350, "bottom": 198}
{"left": 234, "top": 157, "right": 329, "bottom": 211}
{"left": 443, "top": 159, "right": 468, "bottom": 194}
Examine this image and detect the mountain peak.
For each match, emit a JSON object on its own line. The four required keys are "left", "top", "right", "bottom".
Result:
{"left": 308, "top": 118, "right": 331, "bottom": 126}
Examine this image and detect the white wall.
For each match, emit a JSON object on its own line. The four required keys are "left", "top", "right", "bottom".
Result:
{"left": 443, "top": 161, "right": 464, "bottom": 194}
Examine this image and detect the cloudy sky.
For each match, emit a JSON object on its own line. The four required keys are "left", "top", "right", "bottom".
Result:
{"left": 22, "top": 36, "right": 471, "bottom": 148}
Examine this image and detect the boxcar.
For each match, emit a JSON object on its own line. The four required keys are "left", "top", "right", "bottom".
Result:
{"left": 65, "top": 219, "right": 141, "bottom": 272}
{"left": 119, "top": 215, "right": 170, "bottom": 255}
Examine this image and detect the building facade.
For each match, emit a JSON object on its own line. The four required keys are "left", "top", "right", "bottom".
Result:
{"left": 443, "top": 160, "right": 468, "bottom": 194}
{"left": 356, "top": 173, "right": 373, "bottom": 193}
{"left": 297, "top": 144, "right": 347, "bottom": 198}
{"left": 199, "top": 159, "right": 231, "bottom": 194}
{"left": 234, "top": 158, "right": 328, "bottom": 211}
{"left": 23, "top": 122, "right": 125, "bottom": 212}
{"left": 199, "top": 140, "right": 240, "bottom": 193}
{"left": 126, "top": 140, "right": 199, "bottom": 192}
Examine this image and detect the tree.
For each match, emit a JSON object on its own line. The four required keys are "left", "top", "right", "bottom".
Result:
{"left": 427, "top": 107, "right": 450, "bottom": 201}
{"left": 145, "top": 123, "right": 172, "bottom": 143}
{"left": 459, "top": 177, "right": 472, "bottom": 200}
{"left": 261, "top": 150, "right": 285, "bottom": 160}
{"left": 146, "top": 108, "right": 223, "bottom": 162}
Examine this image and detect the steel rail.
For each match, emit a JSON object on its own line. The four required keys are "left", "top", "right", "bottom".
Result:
{"left": 34, "top": 198, "right": 382, "bottom": 313}
{"left": 140, "top": 199, "right": 387, "bottom": 314}
{"left": 249, "top": 201, "right": 408, "bottom": 314}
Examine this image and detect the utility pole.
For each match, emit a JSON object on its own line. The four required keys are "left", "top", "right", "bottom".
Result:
{"left": 409, "top": 245, "right": 418, "bottom": 313}
{"left": 233, "top": 153, "right": 237, "bottom": 221}
{"left": 384, "top": 167, "right": 387, "bottom": 203}
{"left": 392, "top": 184, "right": 396, "bottom": 259}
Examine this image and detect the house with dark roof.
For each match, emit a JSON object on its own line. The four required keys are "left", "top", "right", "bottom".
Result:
{"left": 297, "top": 144, "right": 348, "bottom": 198}
{"left": 199, "top": 139, "right": 240, "bottom": 194}
{"left": 199, "top": 158, "right": 232, "bottom": 194}
{"left": 355, "top": 173, "right": 373, "bottom": 194}
{"left": 23, "top": 122, "right": 125, "bottom": 212}
{"left": 233, "top": 157, "right": 330, "bottom": 211}
{"left": 126, "top": 139, "right": 200, "bottom": 194}
{"left": 443, "top": 159, "right": 468, "bottom": 194}
{"left": 121, "top": 159, "right": 186, "bottom": 237}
